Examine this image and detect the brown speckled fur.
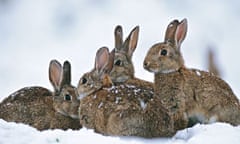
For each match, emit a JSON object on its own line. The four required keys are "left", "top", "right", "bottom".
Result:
{"left": 144, "top": 19, "right": 240, "bottom": 132}
{"left": 110, "top": 25, "right": 153, "bottom": 87}
{"left": 0, "top": 87, "right": 80, "bottom": 130}
{"left": 78, "top": 47, "right": 175, "bottom": 138}
{"left": 0, "top": 60, "right": 81, "bottom": 130}
{"left": 79, "top": 82, "right": 175, "bottom": 137}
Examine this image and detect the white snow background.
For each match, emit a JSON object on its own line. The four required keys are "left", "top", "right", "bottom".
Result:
{"left": 0, "top": 0, "right": 240, "bottom": 143}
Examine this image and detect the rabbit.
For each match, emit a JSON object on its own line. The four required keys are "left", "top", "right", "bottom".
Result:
{"left": 78, "top": 47, "right": 175, "bottom": 138}
{"left": 143, "top": 18, "right": 240, "bottom": 130}
{"left": 0, "top": 60, "right": 81, "bottom": 130}
{"left": 110, "top": 25, "right": 153, "bottom": 91}
{"left": 77, "top": 25, "right": 155, "bottom": 133}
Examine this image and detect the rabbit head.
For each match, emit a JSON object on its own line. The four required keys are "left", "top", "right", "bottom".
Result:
{"left": 143, "top": 19, "right": 187, "bottom": 74}
{"left": 49, "top": 60, "right": 79, "bottom": 119}
{"left": 77, "top": 47, "right": 114, "bottom": 100}
{"left": 110, "top": 25, "right": 139, "bottom": 83}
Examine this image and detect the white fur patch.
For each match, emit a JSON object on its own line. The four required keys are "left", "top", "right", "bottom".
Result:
{"left": 138, "top": 98, "right": 147, "bottom": 110}
{"left": 209, "top": 116, "right": 218, "bottom": 123}
{"left": 115, "top": 97, "right": 121, "bottom": 104}
{"left": 98, "top": 102, "right": 104, "bottom": 108}
{"left": 160, "top": 69, "right": 177, "bottom": 74}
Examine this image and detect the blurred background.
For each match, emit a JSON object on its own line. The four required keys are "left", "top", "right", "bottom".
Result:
{"left": 0, "top": 0, "right": 240, "bottom": 99}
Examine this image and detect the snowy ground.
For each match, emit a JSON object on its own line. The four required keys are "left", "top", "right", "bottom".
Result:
{"left": 0, "top": 119, "right": 240, "bottom": 144}
{"left": 1, "top": 0, "right": 240, "bottom": 143}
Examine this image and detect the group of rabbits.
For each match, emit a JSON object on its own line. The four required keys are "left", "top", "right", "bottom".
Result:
{"left": 0, "top": 18, "right": 240, "bottom": 138}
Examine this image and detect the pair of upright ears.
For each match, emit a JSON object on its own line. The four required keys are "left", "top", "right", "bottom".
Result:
{"left": 114, "top": 25, "right": 139, "bottom": 59}
{"left": 49, "top": 60, "right": 71, "bottom": 93}
{"left": 164, "top": 18, "right": 188, "bottom": 49}
{"left": 93, "top": 25, "right": 140, "bottom": 78}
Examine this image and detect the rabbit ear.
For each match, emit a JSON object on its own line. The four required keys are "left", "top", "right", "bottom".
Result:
{"left": 175, "top": 18, "right": 187, "bottom": 48}
{"left": 164, "top": 19, "right": 179, "bottom": 45}
{"left": 49, "top": 60, "right": 63, "bottom": 92}
{"left": 207, "top": 46, "right": 221, "bottom": 76}
{"left": 122, "top": 26, "right": 139, "bottom": 58}
{"left": 95, "top": 47, "right": 110, "bottom": 74}
{"left": 60, "top": 61, "right": 71, "bottom": 87}
{"left": 105, "top": 49, "right": 115, "bottom": 73}
{"left": 114, "top": 25, "right": 123, "bottom": 50}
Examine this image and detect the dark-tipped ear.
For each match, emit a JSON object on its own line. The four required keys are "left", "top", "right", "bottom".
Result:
{"left": 114, "top": 25, "right": 123, "bottom": 50}
{"left": 175, "top": 18, "right": 187, "bottom": 48}
{"left": 49, "top": 60, "right": 63, "bottom": 92}
{"left": 60, "top": 60, "right": 71, "bottom": 87}
{"left": 164, "top": 19, "right": 179, "bottom": 45}
{"left": 95, "top": 47, "right": 110, "bottom": 73}
{"left": 122, "top": 26, "right": 139, "bottom": 58}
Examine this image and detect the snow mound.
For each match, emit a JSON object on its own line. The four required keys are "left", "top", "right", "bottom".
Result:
{"left": 0, "top": 119, "right": 240, "bottom": 144}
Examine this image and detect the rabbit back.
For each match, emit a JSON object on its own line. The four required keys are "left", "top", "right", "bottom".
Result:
{"left": 0, "top": 87, "right": 54, "bottom": 130}
{"left": 188, "top": 69, "right": 240, "bottom": 125}
{"left": 0, "top": 86, "right": 81, "bottom": 130}
{"left": 79, "top": 82, "right": 176, "bottom": 137}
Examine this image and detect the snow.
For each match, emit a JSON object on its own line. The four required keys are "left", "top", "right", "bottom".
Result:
{"left": 196, "top": 71, "right": 201, "bottom": 76}
{"left": 1, "top": 0, "right": 240, "bottom": 143}
{"left": 134, "top": 89, "right": 141, "bottom": 94}
{"left": 98, "top": 102, "right": 104, "bottom": 108}
{"left": 104, "top": 85, "right": 117, "bottom": 91}
{"left": 78, "top": 93, "right": 87, "bottom": 100}
{"left": 138, "top": 98, "right": 147, "bottom": 110}
{"left": 115, "top": 89, "right": 119, "bottom": 94}
{"left": 0, "top": 119, "right": 240, "bottom": 144}
{"left": 115, "top": 97, "right": 121, "bottom": 104}
{"left": 125, "top": 84, "right": 136, "bottom": 89}
{"left": 174, "top": 123, "right": 240, "bottom": 144}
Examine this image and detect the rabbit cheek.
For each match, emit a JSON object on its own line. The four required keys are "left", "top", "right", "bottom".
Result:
{"left": 110, "top": 65, "right": 130, "bottom": 83}
{"left": 78, "top": 81, "right": 102, "bottom": 100}
{"left": 110, "top": 53, "right": 134, "bottom": 83}
{"left": 53, "top": 99, "right": 68, "bottom": 117}
{"left": 68, "top": 102, "right": 80, "bottom": 119}
{"left": 65, "top": 90, "right": 80, "bottom": 119}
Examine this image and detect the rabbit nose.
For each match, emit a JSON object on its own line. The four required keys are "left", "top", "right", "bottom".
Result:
{"left": 143, "top": 61, "right": 150, "bottom": 68}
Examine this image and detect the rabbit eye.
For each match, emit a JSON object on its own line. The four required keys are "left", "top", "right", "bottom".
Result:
{"left": 81, "top": 77, "right": 87, "bottom": 84}
{"left": 115, "top": 59, "right": 122, "bottom": 66}
{"left": 64, "top": 94, "right": 72, "bottom": 101}
{"left": 160, "top": 49, "right": 168, "bottom": 56}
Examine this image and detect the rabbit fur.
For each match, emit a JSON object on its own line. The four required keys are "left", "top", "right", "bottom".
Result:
{"left": 143, "top": 19, "right": 240, "bottom": 130}
{"left": 0, "top": 60, "right": 81, "bottom": 130}
{"left": 78, "top": 47, "right": 175, "bottom": 138}
{"left": 110, "top": 25, "right": 153, "bottom": 89}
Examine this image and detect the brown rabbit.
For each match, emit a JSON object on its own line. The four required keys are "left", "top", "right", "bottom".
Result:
{"left": 78, "top": 47, "right": 174, "bottom": 138}
{"left": 77, "top": 25, "right": 154, "bottom": 132}
{"left": 0, "top": 60, "right": 81, "bottom": 130}
{"left": 143, "top": 19, "right": 240, "bottom": 130}
{"left": 110, "top": 25, "right": 153, "bottom": 90}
